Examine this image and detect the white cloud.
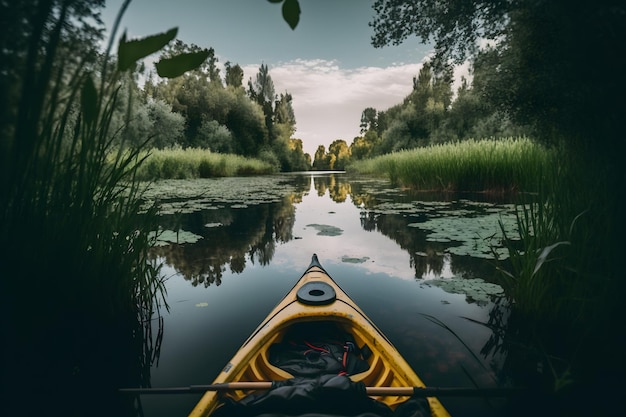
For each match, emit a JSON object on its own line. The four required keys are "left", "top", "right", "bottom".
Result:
{"left": 243, "top": 59, "right": 426, "bottom": 156}
{"left": 241, "top": 57, "right": 474, "bottom": 157}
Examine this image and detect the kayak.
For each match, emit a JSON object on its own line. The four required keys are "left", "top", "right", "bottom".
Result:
{"left": 188, "top": 254, "right": 451, "bottom": 417}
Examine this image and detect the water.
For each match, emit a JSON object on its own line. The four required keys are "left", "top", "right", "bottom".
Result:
{"left": 136, "top": 172, "right": 520, "bottom": 416}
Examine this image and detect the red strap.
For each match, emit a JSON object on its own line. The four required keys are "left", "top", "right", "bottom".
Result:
{"left": 304, "top": 341, "right": 329, "bottom": 354}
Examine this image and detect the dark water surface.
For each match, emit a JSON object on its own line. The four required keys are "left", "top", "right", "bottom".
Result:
{"left": 137, "top": 172, "right": 521, "bottom": 416}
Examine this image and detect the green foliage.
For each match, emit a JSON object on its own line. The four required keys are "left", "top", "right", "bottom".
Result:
{"left": 197, "top": 118, "right": 234, "bottom": 153}
{"left": 371, "top": 0, "right": 508, "bottom": 67}
{"left": 146, "top": 98, "right": 186, "bottom": 148}
{"left": 0, "top": 2, "right": 212, "bottom": 412}
{"left": 287, "top": 138, "right": 312, "bottom": 171}
{"left": 225, "top": 61, "right": 244, "bottom": 88}
{"left": 134, "top": 148, "right": 276, "bottom": 180}
{"left": 156, "top": 50, "right": 211, "bottom": 78}
{"left": 312, "top": 145, "right": 330, "bottom": 170}
{"left": 494, "top": 201, "right": 573, "bottom": 320}
{"left": 352, "top": 59, "right": 520, "bottom": 159}
{"left": 327, "top": 139, "right": 351, "bottom": 170}
{"left": 118, "top": 28, "right": 177, "bottom": 71}
{"left": 147, "top": 46, "right": 308, "bottom": 165}
{"left": 370, "top": 1, "right": 625, "bottom": 160}
{"left": 268, "top": 0, "right": 301, "bottom": 30}
{"left": 348, "top": 137, "right": 551, "bottom": 192}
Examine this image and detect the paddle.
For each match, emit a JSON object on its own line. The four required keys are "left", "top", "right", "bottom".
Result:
{"left": 119, "top": 382, "right": 527, "bottom": 397}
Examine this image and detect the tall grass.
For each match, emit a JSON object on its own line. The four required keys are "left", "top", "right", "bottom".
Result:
{"left": 487, "top": 140, "right": 622, "bottom": 395}
{"left": 348, "top": 137, "right": 554, "bottom": 193}
{"left": 134, "top": 147, "right": 276, "bottom": 180}
{"left": 0, "top": 1, "right": 167, "bottom": 414}
{"left": 495, "top": 141, "right": 614, "bottom": 326}
{"left": 349, "top": 136, "right": 621, "bottom": 391}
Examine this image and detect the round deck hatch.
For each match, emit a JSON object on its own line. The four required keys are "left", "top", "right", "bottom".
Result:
{"left": 296, "top": 282, "right": 336, "bottom": 305}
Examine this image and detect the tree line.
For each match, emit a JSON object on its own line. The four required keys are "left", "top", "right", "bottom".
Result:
{"left": 311, "top": 55, "right": 529, "bottom": 171}
{"left": 109, "top": 39, "right": 311, "bottom": 172}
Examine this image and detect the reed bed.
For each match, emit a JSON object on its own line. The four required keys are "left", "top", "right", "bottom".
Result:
{"left": 0, "top": 3, "right": 173, "bottom": 413}
{"left": 134, "top": 147, "right": 277, "bottom": 180}
{"left": 348, "top": 137, "right": 554, "bottom": 193}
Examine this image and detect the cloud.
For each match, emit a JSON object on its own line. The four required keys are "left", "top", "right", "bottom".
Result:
{"left": 243, "top": 59, "right": 426, "bottom": 156}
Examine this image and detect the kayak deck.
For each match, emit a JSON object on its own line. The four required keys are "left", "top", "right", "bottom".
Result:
{"left": 189, "top": 255, "right": 451, "bottom": 417}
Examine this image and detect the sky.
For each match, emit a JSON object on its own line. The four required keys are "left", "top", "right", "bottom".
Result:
{"left": 101, "top": 0, "right": 459, "bottom": 156}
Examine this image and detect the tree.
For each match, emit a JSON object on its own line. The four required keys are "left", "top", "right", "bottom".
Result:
{"left": 370, "top": 0, "right": 626, "bottom": 157}
{"left": 350, "top": 133, "right": 377, "bottom": 160}
{"left": 328, "top": 139, "right": 351, "bottom": 170}
{"left": 248, "top": 63, "right": 276, "bottom": 136}
{"left": 369, "top": 0, "right": 626, "bottom": 395}
{"left": 360, "top": 107, "right": 378, "bottom": 133}
{"left": 0, "top": 0, "right": 106, "bottom": 160}
{"left": 370, "top": 0, "right": 508, "bottom": 70}
{"left": 376, "top": 61, "right": 452, "bottom": 151}
{"left": 312, "top": 145, "right": 329, "bottom": 170}
{"left": 146, "top": 99, "right": 185, "bottom": 148}
{"left": 225, "top": 61, "right": 244, "bottom": 88}
{"left": 227, "top": 90, "right": 268, "bottom": 156}
{"left": 159, "top": 39, "right": 220, "bottom": 83}
{"left": 197, "top": 118, "right": 233, "bottom": 153}
{"left": 274, "top": 93, "right": 296, "bottom": 130}
{"left": 286, "top": 138, "right": 311, "bottom": 171}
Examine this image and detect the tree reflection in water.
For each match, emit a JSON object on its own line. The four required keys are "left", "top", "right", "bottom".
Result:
{"left": 151, "top": 198, "right": 298, "bottom": 286}
{"left": 147, "top": 174, "right": 513, "bottom": 297}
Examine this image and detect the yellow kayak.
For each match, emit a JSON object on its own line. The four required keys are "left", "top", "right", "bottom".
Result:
{"left": 189, "top": 254, "right": 451, "bottom": 417}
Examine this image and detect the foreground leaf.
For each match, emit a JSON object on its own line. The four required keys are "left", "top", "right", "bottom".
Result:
{"left": 282, "top": 0, "right": 300, "bottom": 29}
{"left": 155, "top": 50, "right": 210, "bottom": 78}
{"left": 81, "top": 74, "right": 98, "bottom": 123}
{"left": 118, "top": 28, "right": 178, "bottom": 71}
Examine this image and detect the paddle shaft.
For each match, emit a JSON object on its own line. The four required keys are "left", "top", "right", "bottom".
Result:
{"left": 119, "top": 382, "right": 525, "bottom": 397}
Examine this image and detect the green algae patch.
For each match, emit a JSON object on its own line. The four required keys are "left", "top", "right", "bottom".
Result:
{"left": 150, "top": 229, "right": 203, "bottom": 246}
{"left": 204, "top": 222, "right": 223, "bottom": 228}
{"left": 424, "top": 277, "right": 504, "bottom": 305}
{"left": 306, "top": 224, "right": 343, "bottom": 236}
{"left": 341, "top": 256, "right": 370, "bottom": 264}
{"left": 370, "top": 200, "right": 522, "bottom": 259}
{"left": 142, "top": 176, "right": 298, "bottom": 215}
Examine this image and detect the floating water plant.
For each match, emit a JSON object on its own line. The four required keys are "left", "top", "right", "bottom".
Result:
{"left": 409, "top": 208, "right": 520, "bottom": 259}
{"left": 424, "top": 277, "right": 505, "bottom": 305}
{"left": 306, "top": 224, "right": 343, "bottom": 236}
{"left": 143, "top": 177, "right": 299, "bottom": 215}
{"left": 341, "top": 256, "right": 370, "bottom": 264}
{"left": 150, "top": 229, "right": 203, "bottom": 246}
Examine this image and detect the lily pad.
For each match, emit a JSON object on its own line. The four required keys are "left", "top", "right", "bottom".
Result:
{"left": 306, "top": 224, "right": 343, "bottom": 236}
{"left": 149, "top": 229, "right": 203, "bottom": 246}
{"left": 142, "top": 177, "right": 299, "bottom": 215}
{"left": 341, "top": 256, "right": 370, "bottom": 264}
{"left": 204, "top": 222, "right": 223, "bottom": 228}
{"left": 425, "top": 277, "right": 504, "bottom": 305}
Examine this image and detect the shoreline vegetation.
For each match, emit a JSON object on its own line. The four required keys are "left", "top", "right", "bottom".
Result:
{"left": 346, "top": 137, "right": 552, "bottom": 193}
{"left": 133, "top": 147, "right": 277, "bottom": 180}
{"left": 349, "top": 135, "right": 622, "bottom": 411}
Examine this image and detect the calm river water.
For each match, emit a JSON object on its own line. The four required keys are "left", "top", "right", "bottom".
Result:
{"left": 136, "top": 172, "right": 522, "bottom": 416}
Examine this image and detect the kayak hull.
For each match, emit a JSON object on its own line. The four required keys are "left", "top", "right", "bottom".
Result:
{"left": 188, "top": 254, "right": 451, "bottom": 417}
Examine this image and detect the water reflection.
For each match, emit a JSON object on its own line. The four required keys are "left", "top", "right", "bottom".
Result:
{"left": 148, "top": 173, "right": 513, "bottom": 299}
{"left": 151, "top": 198, "right": 298, "bottom": 286}
{"left": 138, "top": 173, "right": 526, "bottom": 417}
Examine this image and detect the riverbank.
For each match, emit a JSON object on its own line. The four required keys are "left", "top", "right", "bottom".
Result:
{"left": 347, "top": 137, "right": 553, "bottom": 193}
{"left": 131, "top": 148, "right": 277, "bottom": 180}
